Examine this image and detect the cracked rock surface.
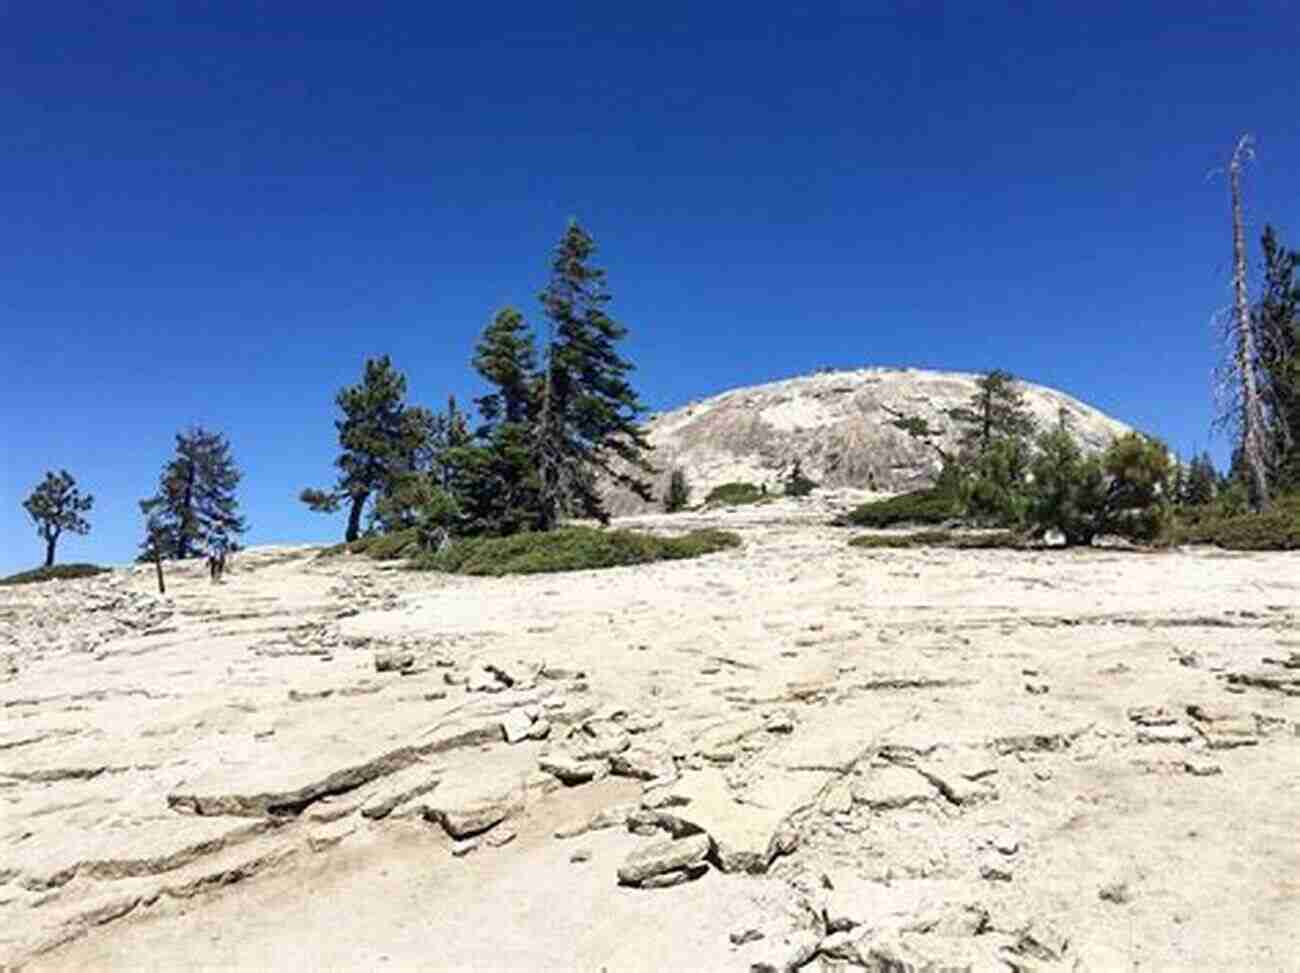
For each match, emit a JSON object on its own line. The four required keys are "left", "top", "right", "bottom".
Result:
{"left": 3, "top": 503, "right": 1300, "bottom": 971}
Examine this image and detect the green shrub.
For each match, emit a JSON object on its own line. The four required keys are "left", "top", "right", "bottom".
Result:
{"left": 704, "top": 482, "right": 767, "bottom": 506}
{"left": 1165, "top": 494, "right": 1300, "bottom": 550}
{"left": 848, "top": 530, "right": 1021, "bottom": 550}
{"left": 415, "top": 526, "right": 741, "bottom": 576}
{"left": 0, "top": 563, "right": 110, "bottom": 586}
{"left": 783, "top": 460, "right": 818, "bottom": 498}
{"left": 835, "top": 489, "right": 962, "bottom": 528}
{"left": 364, "top": 527, "right": 423, "bottom": 560}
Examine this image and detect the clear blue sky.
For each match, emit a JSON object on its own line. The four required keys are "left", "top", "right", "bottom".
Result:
{"left": 3, "top": 3, "right": 1298, "bottom": 571}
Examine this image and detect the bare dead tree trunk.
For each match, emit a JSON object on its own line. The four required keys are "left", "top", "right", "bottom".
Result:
{"left": 1228, "top": 134, "right": 1271, "bottom": 512}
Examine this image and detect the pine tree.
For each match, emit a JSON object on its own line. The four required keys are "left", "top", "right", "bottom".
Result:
{"left": 450, "top": 310, "right": 543, "bottom": 535}
{"left": 947, "top": 371, "right": 1037, "bottom": 523}
{"left": 301, "top": 355, "right": 432, "bottom": 542}
{"left": 473, "top": 308, "right": 538, "bottom": 426}
{"left": 947, "top": 370, "right": 1037, "bottom": 455}
{"left": 22, "top": 470, "right": 94, "bottom": 567}
{"left": 663, "top": 468, "right": 691, "bottom": 512}
{"left": 1255, "top": 226, "right": 1300, "bottom": 492}
{"left": 140, "top": 427, "right": 247, "bottom": 559}
{"left": 534, "top": 222, "right": 654, "bottom": 529}
{"left": 1183, "top": 452, "right": 1218, "bottom": 506}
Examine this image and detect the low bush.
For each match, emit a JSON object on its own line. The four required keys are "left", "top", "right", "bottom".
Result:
{"left": 1165, "top": 494, "right": 1300, "bottom": 550}
{"left": 704, "top": 482, "right": 767, "bottom": 506}
{"left": 416, "top": 526, "right": 742, "bottom": 576}
{"left": 0, "top": 563, "right": 111, "bottom": 586}
{"left": 317, "top": 528, "right": 422, "bottom": 560}
{"left": 848, "top": 530, "right": 1021, "bottom": 550}
{"left": 835, "top": 489, "right": 962, "bottom": 528}
{"left": 363, "top": 528, "right": 423, "bottom": 560}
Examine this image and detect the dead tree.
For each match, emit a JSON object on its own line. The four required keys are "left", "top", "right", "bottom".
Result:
{"left": 1215, "top": 134, "right": 1272, "bottom": 511}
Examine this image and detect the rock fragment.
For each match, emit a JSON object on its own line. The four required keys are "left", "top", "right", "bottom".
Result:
{"left": 616, "top": 833, "right": 710, "bottom": 887}
{"left": 850, "top": 765, "right": 936, "bottom": 810}
{"left": 374, "top": 650, "right": 415, "bottom": 673}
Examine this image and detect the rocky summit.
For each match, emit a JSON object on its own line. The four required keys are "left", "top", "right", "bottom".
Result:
{"left": 2, "top": 502, "right": 1299, "bottom": 971}
{"left": 603, "top": 368, "right": 1132, "bottom": 514}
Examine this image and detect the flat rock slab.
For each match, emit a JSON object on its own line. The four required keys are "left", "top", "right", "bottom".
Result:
{"left": 360, "top": 762, "right": 442, "bottom": 819}
{"left": 168, "top": 717, "right": 499, "bottom": 816}
{"left": 617, "top": 833, "right": 710, "bottom": 886}
{"left": 4, "top": 813, "right": 276, "bottom": 891}
{"left": 850, "top": 765, "right": 937, "bottom": 810}
{"left": 422, "top": 771, "right": 526, "bottom": 839}
{"left": 645, "top": 770, "right": 807, "bottom": 874}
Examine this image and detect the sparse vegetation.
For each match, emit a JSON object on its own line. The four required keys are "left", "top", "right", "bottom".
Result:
{"left": 416, "top": 526, "right": 741, "bottom": 576}
{"left": 835, "top": 489, "right": 961, "bottom": 527}
{"left": 848, "top": 530, "right": 1021, "bottom": 550}
{"left": 1164, "top": 493, "right": 1300, "bottom": 550}
{"left": 0, "top": 563, "right": 110, "bottom": 586}
{"left": 704, "top": 482, "right": 767, "bottom": 506}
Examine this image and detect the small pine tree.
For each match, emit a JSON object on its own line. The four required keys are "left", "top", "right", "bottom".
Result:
{"left": 664, "top": 468, "right": 691, "bottom": 512}
{"left": 140, "top": 427, "right": 247, "bottom": 559}
{"left": 301, "top": 356, "right": 432, "bottom": 542}
{"left": 534, "top": 222, "right": 654, "bottom": 529}
{"left": 22, "top": 470, "right": 94, "bottom": 567}
{"left": 1182, "top": 452, "right": 1218, "bottom": 506}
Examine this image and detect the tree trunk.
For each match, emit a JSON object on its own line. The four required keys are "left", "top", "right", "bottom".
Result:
{"left": 44, "top": 534, "right": 57, "bottom": 568}
{"left": 153, "top": 546, "right": 166, "bottom": 595}
{"left": 345, "top": 492, "right": 368, "bottom": 542}
{"left": 1229, "top": 135, "right": 1271, "bottom": 512}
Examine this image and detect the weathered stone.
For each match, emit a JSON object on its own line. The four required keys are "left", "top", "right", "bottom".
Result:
{"left": 1136, "top": 723, "right": 1194, "bottom": 744}
{"left": 616, "top": 833, "right": 710, "bottom": 886}
{"left": 374, "top": 650, "right": 414, "bottom": 673}
{"left": 569, "top": 722, "right": 632, "bottom": 761}
{"left": 360, "top": 765, "right": 441, "bottom": 819}
{"left": 850, "top": 765, "right": 936, "bottom": 810}
{"left": 610, "top": 746, "right": 675, "bottom": 781}
{"left": 423, "top": 774, "right": 524, "bottom": 839}
{"left": 746, "top": 929, "right": 819, "bottom": 973}
{"left": 819, "top": 780, "right": 853, "bottom": 815}
{"left": 501, "top": 710, "right": 535, "bottom": 744}
{"left": 526, "top": 719, "right": 551, "bottom": 741}
{"left": 1010, "top": 918, "right": 1070, "bottom": 963}
{"left": 1183, "top": 757, "right": 1223, "bottom": 777}
{"left": 307, "top": 818, "right": 357, "bottom": 853}
{"left": 915, "top": 763, "right": 997, "bottom": 806}
{"left": 485, "top": 828, "right": 516, "bottom": 848}
{"left": 639, "top": 863, "right": 708, "bottom": 888}
{"left": 450, "top": 837, "right": 480, "bottom": 857}
{"left": 647, "top": 771, "right": 801, "bottom": 874}
{"left": 538, "top": 752, "right": 609, "bottom": 785}
{"left": 1128, "top": 705, "right": 1177, "bottom": 726}
{"left": 570, "top": 847, "right": 591, "bottom": 863}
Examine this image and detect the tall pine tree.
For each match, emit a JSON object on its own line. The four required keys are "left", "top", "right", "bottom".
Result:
{"left": 140, "top": 427, "right": 247, "bottom": 559}
{"left": 533, "top": 222, "right": 654, "bottom": 529}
